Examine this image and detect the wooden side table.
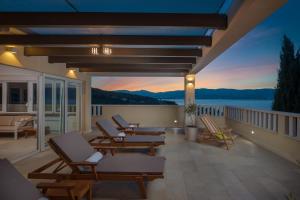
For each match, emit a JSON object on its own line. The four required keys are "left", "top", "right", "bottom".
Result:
{"left": 38, "top": 180, "right": 93, "bottom": 200}
{"left": 22, "top": 127, "right": 37, "bottom": 138}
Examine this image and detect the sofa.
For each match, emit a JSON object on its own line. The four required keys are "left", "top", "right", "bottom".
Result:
{"left": 0, "top": 115, "right": 34, "bottom": 139}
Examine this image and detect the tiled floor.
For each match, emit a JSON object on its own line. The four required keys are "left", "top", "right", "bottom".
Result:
{"left": 0, "top": 136, "right": 37, "bottom": 161}
{"left": 14, "top": 130, "right": 300, "bottom": 200}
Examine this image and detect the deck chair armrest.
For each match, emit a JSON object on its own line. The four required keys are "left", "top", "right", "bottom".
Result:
{"left": 36, "top": 182, "right": 75, "bottom": 190}
{"left": 88, "top": 136, "right": 110, "bottom": 143}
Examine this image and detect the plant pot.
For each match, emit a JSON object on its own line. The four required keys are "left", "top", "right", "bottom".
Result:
{"left": 185, "top": 126, "right": 198, "bottom": 141}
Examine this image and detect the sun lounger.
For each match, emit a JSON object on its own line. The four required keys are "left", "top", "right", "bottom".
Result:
{"left": 200, "top": 115, "right": 235, "bottom": 150}
{"left": 93, "top": 119, "right": 165, "bottom": 155}
{"left": 37, "top": 132, "right": 164, "bottom": 198}
{"left": 0, "top": 159, "right": 92, "bottom": 200}
{"left": 112, "top": 114, "right": 165, "bottom": 135}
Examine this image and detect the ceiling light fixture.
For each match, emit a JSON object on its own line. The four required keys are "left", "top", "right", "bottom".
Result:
{"left": 103, "top": 47, "right": 112, "bottom": 55}
{"left": 5, "top": 46, "right": 17, "bottom": 54}
{"left": 91, "top": 47, "right": 99, "bottom": 55}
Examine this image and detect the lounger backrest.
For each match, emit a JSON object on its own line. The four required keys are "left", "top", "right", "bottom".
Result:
{"left": 206, "top": 116, "right": 221, "bottom": 132}
{"left": 96, "top": 119, "right": 121, "bottom": 138}
{"left": 201, "top": 115, "right": 218, "bottom": 134}
{"left": 49, "top": 132, "right": 95, "bottom": 163}
{"left": 0, "top": 159, "right": 43, "bottom": 200}
{"left": 112, "top": 114, "right": 130, "bottom": 128}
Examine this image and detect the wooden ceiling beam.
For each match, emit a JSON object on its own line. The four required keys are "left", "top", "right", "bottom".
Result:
{"left": 78, "top": 67, "right": 189, "bottom": 73}
{"left": 66, "top": 63, "right": 193, "bottom": 69}
{"left": 24, "top": 47, "right": 202, "bottom": 57}
{"left": 0, "top": 35, "right": 211, "bottom": 46}
{"left": 49, "top": 56, "right": 197, "bottom": 64}
{"left": 0, "top": 12, "right": 227, "bottom": 29}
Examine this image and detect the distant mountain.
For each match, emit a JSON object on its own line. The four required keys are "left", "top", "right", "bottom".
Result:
{"left": 115, "top": 88, "right": 275, "bottom": 100}
{"left": 92, "top": 88, "right": 176, "bottom": 105}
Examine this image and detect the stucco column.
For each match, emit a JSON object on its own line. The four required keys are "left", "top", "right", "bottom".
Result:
{"left": 83, "top": 75, "right": 92, "bottom": 133}
{"left": 184, "top": 74, "right": 196, "bottom": 126}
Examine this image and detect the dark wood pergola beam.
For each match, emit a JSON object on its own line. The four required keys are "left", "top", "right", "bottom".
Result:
{"left": 24, "top": 47, "right": 202, "bottom": 57}
{"left": 0, "top": 12, "right": 227, "bottom": 29}
{"left": 49, "top": 56, "right": 197, "bottom": 64}
{"left": 78, "top": 67, "right": 189, "bottom": 73}
{"left": 66, "top": 63, "right": 192, "bottom": 69}
{"left": 0, "top": 35, "right": 211, "bottom": 46}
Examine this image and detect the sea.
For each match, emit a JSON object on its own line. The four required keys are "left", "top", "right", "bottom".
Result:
{"left": 164, "top": 99, "right": 273, "bottom": 111}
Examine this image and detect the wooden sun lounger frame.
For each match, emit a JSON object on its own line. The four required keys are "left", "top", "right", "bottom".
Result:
{"left": 92, "top": 122, "right": 165, "bottom": 156}
{"left": 28, "top": 142, "right": 164, "bottom": 199}
{"left": 200, "top": 115, "right": 234, "bottom": 150}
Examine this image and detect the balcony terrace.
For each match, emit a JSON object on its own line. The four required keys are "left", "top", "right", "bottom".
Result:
{"left": 15, "top": 122, "right": 300, "bottom": 199}
{"left": 1, "top": 0, "right": 299, "bottom": 199}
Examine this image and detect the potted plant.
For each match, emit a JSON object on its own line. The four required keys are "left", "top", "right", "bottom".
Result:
{"left": 184, "top": 103, "right": 198, "bottom": 141}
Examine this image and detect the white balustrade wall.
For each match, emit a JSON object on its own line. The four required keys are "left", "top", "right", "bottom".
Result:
{"left": 225, "top": 106, "right": 300, "bottom": 140}
{"left": 197, "top": 105, "right": 224, "bottom": 117}
{"left": 91, "top": 104, "right": 103, "bottom": 117}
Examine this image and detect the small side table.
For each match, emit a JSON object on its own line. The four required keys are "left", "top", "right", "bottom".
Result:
{"left": 22, "top": 127, "right": 37, "bottom": 138}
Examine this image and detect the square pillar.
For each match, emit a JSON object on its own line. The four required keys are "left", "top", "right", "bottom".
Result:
{"left": 184, "top": 74, "right": 196, "bottom": 126}
{"left": 83, "top": 76, "right": 92, "bottom": 133}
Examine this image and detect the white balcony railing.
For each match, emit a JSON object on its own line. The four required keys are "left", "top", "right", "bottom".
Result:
{"left": 225, "top": 106, "right": 300, "bottom": 140}
{"left": 197, "top": 105, "right": 224, "bottom": 117}
{"left": 91, "top": 104, "right": 103, "bottom": 116}
{"left": 91, "top": 104, "right": 299, "bottom": 140}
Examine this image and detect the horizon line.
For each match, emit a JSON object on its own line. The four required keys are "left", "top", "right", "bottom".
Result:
{"left": 93, "top": 87, "right": 275, "bottom": 92}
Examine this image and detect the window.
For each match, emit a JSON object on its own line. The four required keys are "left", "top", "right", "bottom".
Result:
{"left": 7, "top": 82, "right": 28, "bottom": 112}
{"left": 45, "top": 83, "right": 53, "bottom": 112}
{"left": 33, "top": 83, "right": 37, "bottom": 111}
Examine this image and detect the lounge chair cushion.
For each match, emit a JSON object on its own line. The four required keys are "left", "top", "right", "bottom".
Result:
{"left": 0, "top": 116, "right": 13, "bottom": 126}
{"left": 215, "top": 131, "right": 230, "bottom": 140}
{"left": 132, "top": 127, "right": 165, "bottom": 134}
{"left": 124, "top": 135, "right": 165, "bottom": 143}
{"left": 112, "top": 114, "right": 130, "bottom": 128}
{"left": 50, "top": 132, "right": 95, "bottom": 162}
{"left": 96, "top": 154, "right": 165, "bottom": 174}
{"left": 0, "top": 159, "right": 44, "bottom": 200}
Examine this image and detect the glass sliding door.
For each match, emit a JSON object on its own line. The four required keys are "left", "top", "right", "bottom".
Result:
{"left": 67, "top": 82, "right": 81, "bottom": 132}
{"left": 7, "top": 82, "right": 28, "bottom": 112}
{"left": 44, "top": 78, "right": 64, "bottom": 142}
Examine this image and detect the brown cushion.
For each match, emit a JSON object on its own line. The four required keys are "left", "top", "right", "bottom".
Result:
{"left": 112, "top": 114, "right": 130, "bottom": 128}
{"left": 49, "top": 132, "right": 95, "bottom": 162}
{"left": 0, "top": 116, "right": 14, "bottom": 126}
{"left": 133, "top": 127, "right": 165, "bottom": 134}
{"left": 96, "top": 119, "right": 121, "bottom": 138}
{"left": 0, "top": 126, "right": 17, "bottom": 132}
{"left": 124, "top": 135, "right": 165, "bottom": 143}
{"left": 0, "top": 159, "right": 43, "bottom": 200}
{"left": 95, "top": 154, "right": 165, "bottom": 174}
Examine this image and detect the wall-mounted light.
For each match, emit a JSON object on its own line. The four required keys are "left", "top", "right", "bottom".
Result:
{"left": 103, "top": 47, "right": 112, "bottom": 55}
{"left": 187, "top": 82, "right": 194, "bottom": 87}
{"left": 66, "top": 68, "right": 77, "bottom": 78}
{"left": 251, "top": 130, "right": 255, "bottom": 135}
{"left": 5, "top": 46, "right": 17, "bottom": 54}
{"left": 91, "top": 47, "right": 99, "bottom": 55}
{"left": 186, "top": 74, "right": 195, "bottom": 87}
{"left": 186, "top": 74, "right": 195, "bottom": 82}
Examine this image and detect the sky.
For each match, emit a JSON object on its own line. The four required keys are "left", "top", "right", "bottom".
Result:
{"left": 92, "top": 0, "right": 300, "bottom": 92}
